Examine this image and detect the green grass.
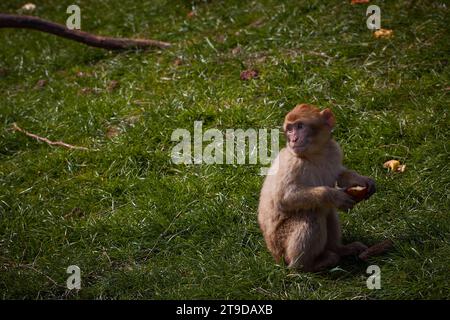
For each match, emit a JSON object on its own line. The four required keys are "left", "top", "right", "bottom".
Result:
{"left": 0, "top": 0, "right": 449, "bottom": 299}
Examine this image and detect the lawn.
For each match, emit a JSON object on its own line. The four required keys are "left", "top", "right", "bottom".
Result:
{"left": 0, "top": 0, "right": 449, "bottom": 299}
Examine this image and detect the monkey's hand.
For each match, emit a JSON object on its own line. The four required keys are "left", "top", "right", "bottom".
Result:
{"left": 338, "top": 170, "right": 376, "bottom": 200}
{"left": 334, "top": 190, "right": 356, "bottom": 212}
{"left": 356, "top": 176, "right": 376, "bottom": 200}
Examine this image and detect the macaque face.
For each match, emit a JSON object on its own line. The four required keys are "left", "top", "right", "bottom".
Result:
{"left": 285, "top": 120, "right": 318, "bottom": 154}
{"left": 284, "top": 104, "right": 335, "bottom": 157}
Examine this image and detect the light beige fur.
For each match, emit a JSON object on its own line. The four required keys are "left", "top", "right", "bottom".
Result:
{"left": 258, "top": 104, "right": 374, "bottom": 272}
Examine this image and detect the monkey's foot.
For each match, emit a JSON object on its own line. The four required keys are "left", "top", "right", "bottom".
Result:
{"left": 336, "top": 242, "right": 368, "bottom": 257}
{"left": 311, "top": 250, "right": 340, "bottom": 272}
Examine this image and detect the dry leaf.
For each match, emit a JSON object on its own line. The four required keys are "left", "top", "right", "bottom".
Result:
{"left": 249, "top": 18, "right": 265, "bottom": 28}
{"left": 215, "top": 34, "right": 226, "bottom": 43}
{"left": 374, "top": 28, "right": 394, "bottom": 39}
{"left": 75, "top": 71, "right": 91, "bottom": 78}
{"left": 187, "top": 11, "right": 197, "bottom": 18}
{"left": 351, "top": 0, "right": 369, "bottom": 4}
{"left": 231, "top": 46, "right": 242, "bottom": 56}
{"left": 21, "top": 3, "right": 36, "bottom": 12}
{"left": 107, "top": 80, "right": 120, "bottom": 92}
{"left": 79, "top": 87, "right": 91, "bottom": 95}
{"left": 79, "top": 87, "right": 101, "bottom": 95}
{"left": 64, "top": 207, "right": 85, "bottom": 219}
{"left": 383, "top": 160, "right": 400, "bottom": 171}
{"left": 106, "top": 126, "right": 121, "bottom": 139}
{"left": 173, "top": 58, "right": 183, "bottom": 66}
{"left": 0, "top": 68, "right": 7, "bottom": 77}
{"left": 254, "top": 56, "right": 267, "bottom": 64}
{"left": 383, "top": 160, "right": 406, "bottom": 172}
{"left": 123, "top": 115, "right": 141, "bottom": 126}
{"left": 240, "top": 69, "right": 259, "bottom": 81}
{"left": 245, "top": 51, "right": 268, "bottom": 66}
{"left": 35, "top": 79, "right": 47, "bottom": 88}
{"left": 133, "top": 100, "right": 150, "bottom": 106}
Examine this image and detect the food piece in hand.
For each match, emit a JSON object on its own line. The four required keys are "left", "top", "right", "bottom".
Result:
{"left": 345, "top": 186, "right": 368, "bottom": 202}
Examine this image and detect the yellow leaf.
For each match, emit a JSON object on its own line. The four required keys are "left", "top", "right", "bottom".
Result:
{"left": 383, "top": 160, "right": 400, "bottom": 171}
{"left": 374, "top": 29, "right": 394, "bottom": 39}
{"left": 383, "top": 160, "right": 406, "bottom": 173}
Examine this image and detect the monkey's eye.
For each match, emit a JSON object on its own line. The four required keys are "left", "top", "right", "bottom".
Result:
{"left": 296, "top": 122, "right": 304, "bottom": 129}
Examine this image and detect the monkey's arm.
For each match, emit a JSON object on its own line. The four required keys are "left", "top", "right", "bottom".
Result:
{"left": 337, "top": 169, "right": 376, "bottom": 199}
{"left": 279, "top": 186, "right": 354, "bottom": 212}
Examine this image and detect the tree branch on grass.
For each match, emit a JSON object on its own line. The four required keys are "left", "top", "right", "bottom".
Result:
{"left": 0, "top": 13, "right": 171, "bottom": 50}
{"left": 11, "top": 122, "right": 91, "bottom": 151}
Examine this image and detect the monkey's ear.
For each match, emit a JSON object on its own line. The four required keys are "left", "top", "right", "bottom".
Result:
{"left": 320, "top": 108, "right": 335, "bottom": 128}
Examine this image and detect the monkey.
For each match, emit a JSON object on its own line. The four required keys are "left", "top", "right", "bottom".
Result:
{"left": 258, "top": 104, "right": 376, "bottom": 272}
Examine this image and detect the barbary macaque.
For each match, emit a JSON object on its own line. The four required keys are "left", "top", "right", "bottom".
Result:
{"left": 258, "top": 104, "right": 376, "bottom": 272}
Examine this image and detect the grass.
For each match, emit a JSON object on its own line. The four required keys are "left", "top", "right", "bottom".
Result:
{"left": 0, "top": 0, "right": 449, "bottom": 299}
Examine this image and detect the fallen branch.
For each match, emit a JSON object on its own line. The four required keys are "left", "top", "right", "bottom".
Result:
{"left": 0, "top": 14, "right": 171, "bottom": 50}
{"left": 11, "top": 123, "right": 90, "bottom": 151}
{"left": 358, "top": 239, "right": 394, "bottom": 261}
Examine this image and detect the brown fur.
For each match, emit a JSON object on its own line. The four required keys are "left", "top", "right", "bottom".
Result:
{"left": 258, "top": 104, "right": 375, "bottom": 272}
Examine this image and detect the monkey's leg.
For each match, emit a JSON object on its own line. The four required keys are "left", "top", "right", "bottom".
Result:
{"left": 284, "top": 216, "right": 327, "bottom": 271}
{"left": 326, "top": 211, "right": 367, "bottom": 257}
{"left": 337, "top": 242, "right": 368, "bottom": 256}
{"left": 310, "top": 250, "right": 340, "bottom": 272}
{"left": 284, "top": 235, "right": 315, "bottom": 271}
{"left": 325, "top": 211, "right": 342, "bottom": 251}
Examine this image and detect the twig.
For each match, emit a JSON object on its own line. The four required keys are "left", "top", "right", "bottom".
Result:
{"left": 22, "top": 264, "right": 60, "bottom": 287}
{"left": 11, "top": 122, "right": 90, "bottom": 151}
{"left": 1, "top": 259, "right": 61, "bottom": 287}
{"left": 0, "top": 14, "right": 171, "bottom": 50}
